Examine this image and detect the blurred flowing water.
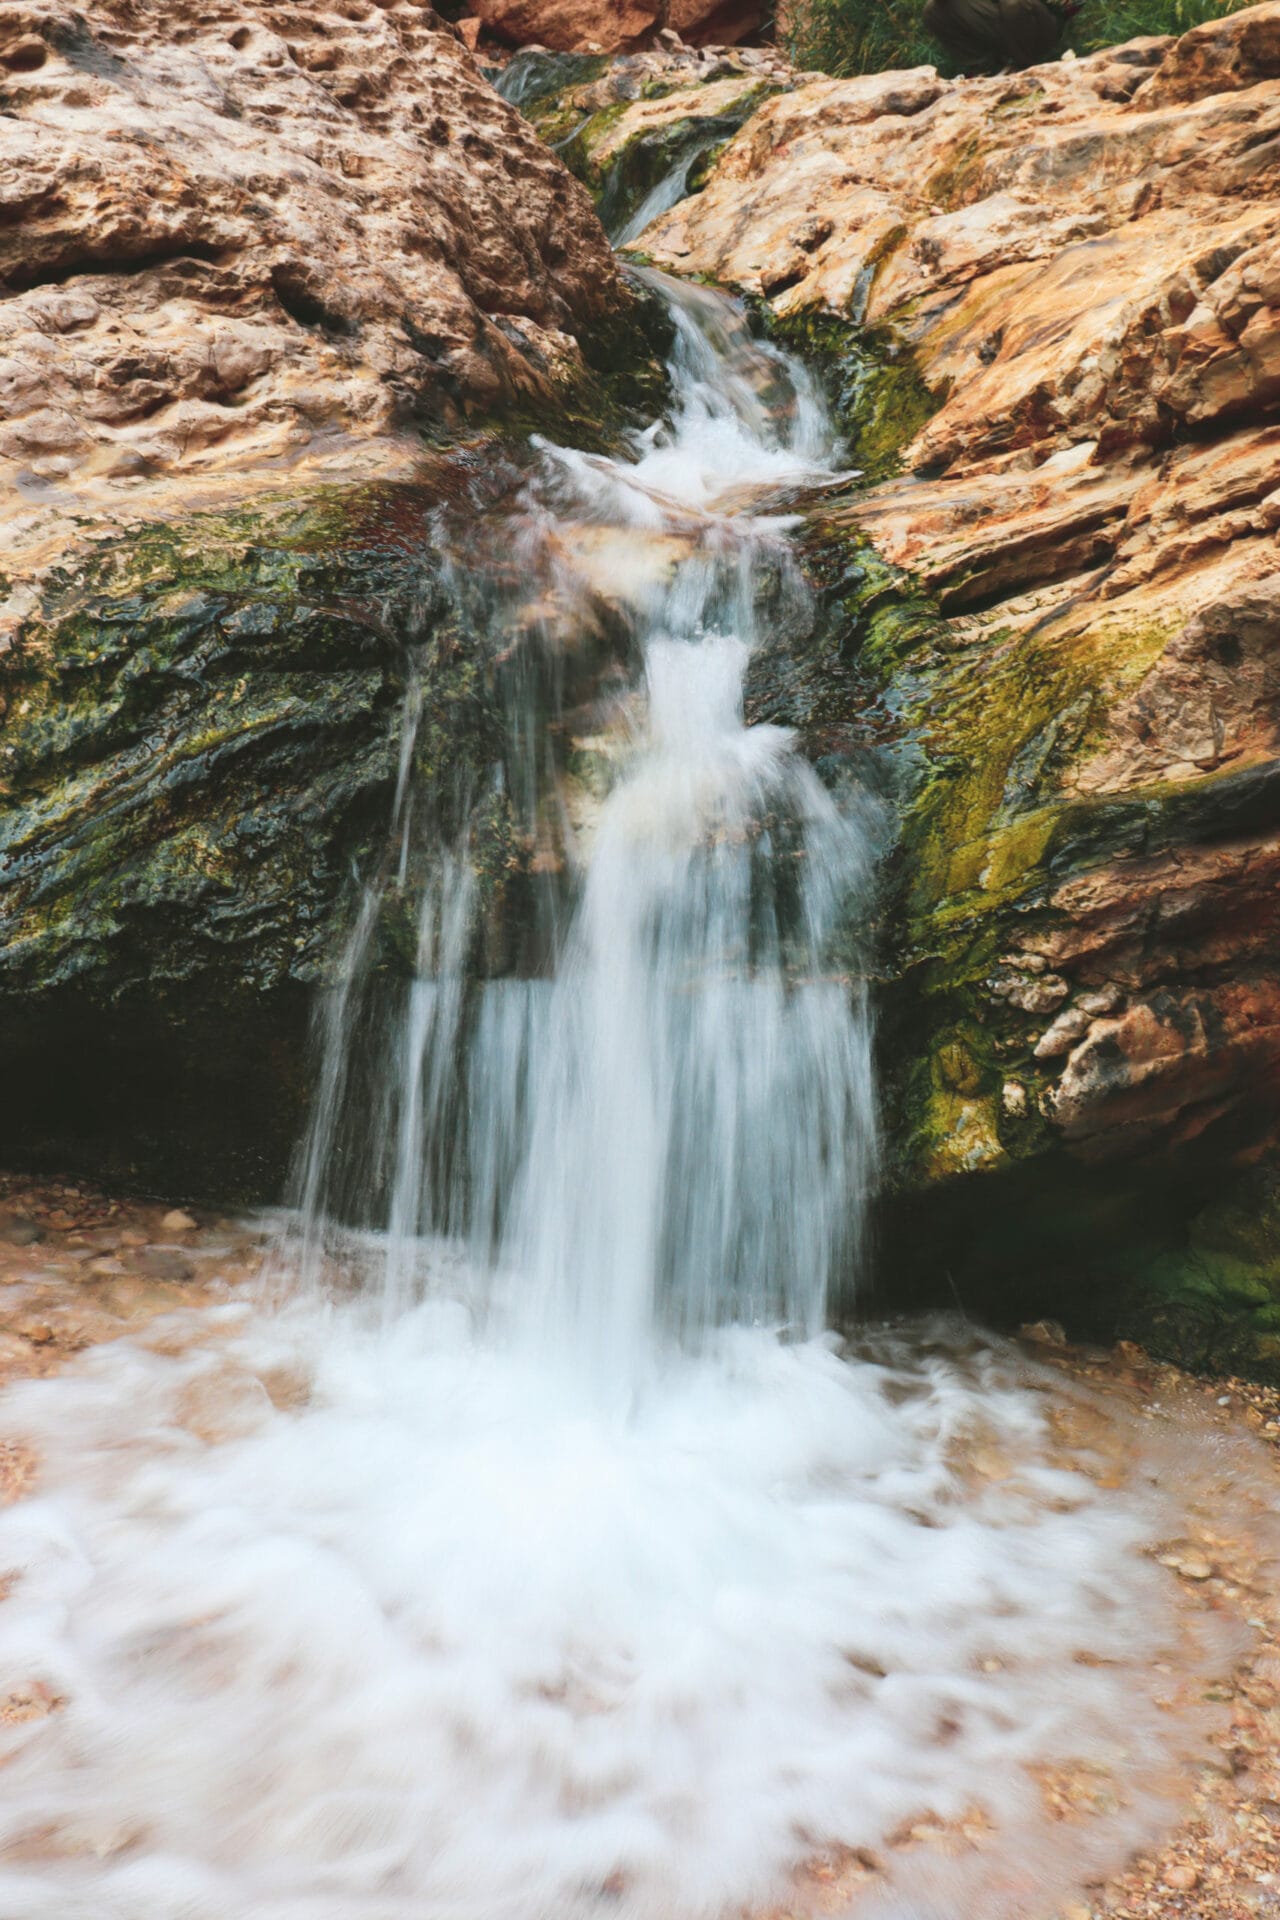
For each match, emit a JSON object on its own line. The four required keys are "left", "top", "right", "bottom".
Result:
{"left": 291, "top": 270, "right": 878, "bottom": 1378}
{"left": 0, "top": 276, "right": 1254, "bottom": 1920}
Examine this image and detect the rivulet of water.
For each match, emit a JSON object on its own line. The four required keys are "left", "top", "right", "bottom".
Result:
{"left": 0, "top": 273, "right": 1257, "bottom": 1920}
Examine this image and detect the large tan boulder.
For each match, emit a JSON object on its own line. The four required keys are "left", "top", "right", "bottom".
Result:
{"left": 0, "top": 0, "right": 636, "bottom": 613}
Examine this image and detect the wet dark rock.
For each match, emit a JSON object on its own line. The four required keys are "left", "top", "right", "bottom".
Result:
{"left": 0, "top": 480, "right": 523, "bottom": 1200}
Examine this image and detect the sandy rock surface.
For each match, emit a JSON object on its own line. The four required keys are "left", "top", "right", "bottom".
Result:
{"left": 627, "top": 7, "right": 1280, "bottom": 1174}
{"left": 0, "top": 0, "right": 633, "bottom": 630}
{"left": 0, "top": 1170, "right": 265, "bottom": 1388}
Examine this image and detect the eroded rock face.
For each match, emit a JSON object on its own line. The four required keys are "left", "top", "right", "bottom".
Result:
{"left": 0, "top": 0, "right": 637, "bottom": 581}
{"left": 577, "top": 8, "right": 1280, "bottom": 1363}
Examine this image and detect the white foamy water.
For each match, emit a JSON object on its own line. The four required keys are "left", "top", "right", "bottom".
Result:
{"left": 0, "top": 1299, "right": 1219, "bottom": 1920}
{"left": 0, "top": 276, "right": 1241, "bottom": 1919}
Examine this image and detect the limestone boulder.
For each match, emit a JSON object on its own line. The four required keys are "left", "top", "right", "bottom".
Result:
{"left": 0, "top": 0, "right": 639, "bottom": 605}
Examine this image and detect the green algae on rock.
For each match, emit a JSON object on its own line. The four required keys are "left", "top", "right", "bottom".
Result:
{"left": 0, "top": 482, "right": 525, "bottom": 1198}
{"left": 497, "top": 48, "right": 788, "bottom": 242}
{"left": 753, "top": 307, "right": 941, "bottom": 484}
{"left": 745, "top": 480, "right": 1280, "bottom": 1376}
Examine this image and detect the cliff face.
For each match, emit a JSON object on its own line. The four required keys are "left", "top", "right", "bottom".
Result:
{"left": 7, "top": 0, "right": 1280, "bottom": 1367}
{"left": 579, "top": 7, "right": 1280, "bottom": 1367}
{"left": 0, "top": 0, "right": 660, "bottom": 1195}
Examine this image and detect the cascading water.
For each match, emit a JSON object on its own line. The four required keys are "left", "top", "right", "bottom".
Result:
{"left": 0, "top": 274, "right": 1259, "bottom": 1920}
{"left": 292, "top": 271, "right": 877, "bottom": 1376}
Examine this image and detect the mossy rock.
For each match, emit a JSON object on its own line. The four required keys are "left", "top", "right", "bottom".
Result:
{"left": 0, "top": 480, "right": 527, "bottom": 1200}
{"left": 756, "top": 304, "right": 941, "bottom": 485}
{"left": 744, "top": 478, "right": 1280, "bottom": 1373}
{"left": 566, "top": 84, "right": 776, "bottom": 242}
{"left": 503, "top": 55, "right": 778, "bottom": 246}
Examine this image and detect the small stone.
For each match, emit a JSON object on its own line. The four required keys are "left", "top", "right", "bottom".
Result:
{"left": 1158, "top": 1550, "right": 1215, "bottom": 1581}
{"left": 87, "top": 1256, "right": 125, "bottom": 1276}
{"left": 137, "top": 1248, "right": 196, "bottom": 1282}
{"left": 1161, "top": 1864, "right": 1200, "bottom": 1892}
{"left": 161, "top": 1209, "right": 197, "bottom": 1234}
{"left": 178, "top": 1368, "right": 274, "bottom": 1444}
{"left": 1001, "top": 1080, "right": 1027, "bottom": 1116}
{"left": 0, "top": 1215, "right": 43, "bottom": 1248}
{"left": 1020, "top": 1318, "right": 1067, "bottom": 1346}
{"left": 118, "top": 1229, "right": 149, "bottom": 1249}
{"left": 1033, "top": 1007, "right": 1090, "bottom": 1059}
{"left": 1077, "top": 985, "right": 1122, "bottom": 1016}
{"left": 1006, "top": 975, "right": 1070, "bottom": 1015}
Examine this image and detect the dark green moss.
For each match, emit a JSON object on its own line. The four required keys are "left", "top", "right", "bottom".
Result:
{"left": 491, "top": 50, "right": 610, "bottom": 117}
{"left": 560, "top": 83, "right": 777, "bottom": 243}
{"left": 755, "top": 305, "right": 942, "bottom": 484}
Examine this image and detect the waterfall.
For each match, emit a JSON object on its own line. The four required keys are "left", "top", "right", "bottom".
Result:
{"left": 0, "top": 273, "right": 1234, "bottom": 1920}
{"left": 290, "top": 271, "right": 879, "bottom": 1380}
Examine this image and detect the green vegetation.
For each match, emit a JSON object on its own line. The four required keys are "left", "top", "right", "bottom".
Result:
{"left": 1070, "top": 0, "right": 1254, "bottom": 48}
{"left": 778, "top": 0, "right": 1257, "bottom": 78}
{"left": 779, "top": 0, "right": 942, "bottom": 78}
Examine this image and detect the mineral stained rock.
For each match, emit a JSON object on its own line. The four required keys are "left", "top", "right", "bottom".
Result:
{"left": 603, "top": 6, "right": 1280, "bottom": 1366}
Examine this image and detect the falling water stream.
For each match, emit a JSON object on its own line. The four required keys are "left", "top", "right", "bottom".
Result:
{"left": 0, "top": 277, "right": 1265, "bottom": 1920}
